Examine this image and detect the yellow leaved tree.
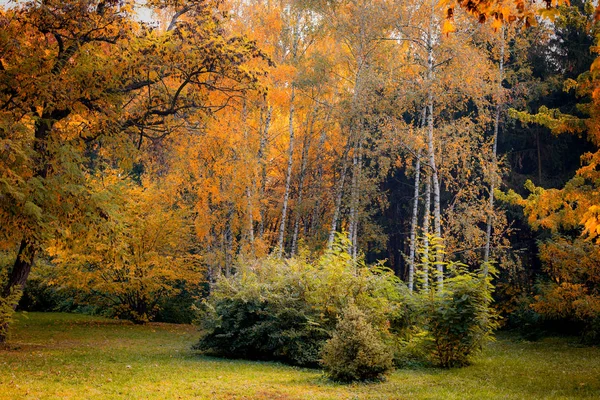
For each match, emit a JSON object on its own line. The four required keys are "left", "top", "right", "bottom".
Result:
{"left": 46, "top": 170, "right": 203, "bottom": 323}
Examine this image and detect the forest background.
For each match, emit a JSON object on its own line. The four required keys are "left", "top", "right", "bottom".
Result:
{"left": 1, "top": 0, "right": 599, "bottom": 348}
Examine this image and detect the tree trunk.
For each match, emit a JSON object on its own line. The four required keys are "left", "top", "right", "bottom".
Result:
{"left": 536, "top": 128, "right": 542, "bottom": 185}
{"left": 426, "top": 8, "right": 443, "bottom": 291}
{"left": 242, "top": 100, "right": 255, "bottom": 253}
{"left": 224, "top": 203, "right": 234, "bottom": 277}
{"left": 348, "top": 138, "right": 363, "bottom": 259}
{"left": 291, "top": 110, "right": 314, "bottom": 255}
{"left": 2, "top": 239, "right": 35, "bottom": 300}
{"left": 276, "top": 12, "right": 301, "bottom": 257}
{"left": 0, "top": 237, "right": 35, "bottom": 343}
{"left": 422, "top": 173, "right": 431, "bottom": 293}
{"left": 258, "top": 105, "right": 272, "bottom": 240}
{"left": 408, "top": 153, "right": 421, "bottom": 292}
{"left": 408, "top": 108, "right": 426, "bottom": 290}
{"left": 0, "top": 109, "right": 68, "bottom": 343}
{"left": 277, "top": 85, "right": 296, "bottom": 257}
{"left": 484, "top": 28, "right": 505, "bottom": 272}
{"left": 327, "top": 137, "right": 352, "bottom": 249}
{"left": 310, "top": 102, "right": 333, "bottom": 237}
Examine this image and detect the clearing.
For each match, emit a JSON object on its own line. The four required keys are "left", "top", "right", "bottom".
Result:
{"left": 1, "top": 312, "right": 599, "bottom": 399}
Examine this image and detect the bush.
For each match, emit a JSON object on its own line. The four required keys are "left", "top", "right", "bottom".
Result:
{"left": 18, "top": 279, "right": 64, "bottom": 312}
{"left": 0, "top": 287, "right": 21, "bottom": 342}
{"left": 321, "top": 303, "right": 394, "bottom": 382}
{"left": 504, "top": 293, "right": 547, "bottom": 341}
{"left": 46, "top": 174, "right": 204, "bottom": 324}
{"left": 195, "top": 296, "right": 329, "bottom": 365}
{"left": 194, "top": 235, "right": 403, "bottom": 367}
{"left": 155, "top": 281, "right": 206, "bottom": 324}
{"left": 424, "top": 268, "right": 498, "bottom": 368}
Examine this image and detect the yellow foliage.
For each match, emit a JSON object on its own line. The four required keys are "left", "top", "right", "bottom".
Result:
{"left": 47, "top": 170, "right": 203, "bottom": 322}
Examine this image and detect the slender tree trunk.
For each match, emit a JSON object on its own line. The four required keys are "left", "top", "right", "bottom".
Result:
{"left": 408, "top": 153, "right": 421, "bottom": 292}
{"left": 327, "top": 138, "right": 352, "bottom": 249}
{"left": 422, "top": 174, "right": 431, "bottom": 292}
{"left": 258, "top": 105, "right": 272, "bottom": 240}
{"left": 242, "top": 101, "right": 255, "bottom": 253}
{"left": 246, "top": 186, "right": 255, "bottom": 249}
{"left": 349, "top": 139, "right": 363, "bottom": 259}
{"left": 224, "top": 203, "right": 234, "bottom": 277}
{"left": 276, "top": 12, "right": 301, "bottom": 257}
{"left": 277, "top": 85, "right": 296, "bottom": 257}
{"left": 291, "top": 111, "right": 314, "bottom": 255}
{"left": 426, "top": 7, "right": 443, "bottom": 291}
{"left": 206, "top": 226, "right": 216, "bottom": 289}
{"left": 484, "top": 28, "right": 505, "bottom": 272}
{"left": 408, "top": 108, "right": 427, "bottom": 290}
{"left": 340, "top": 53, "right": 366, "bottom": 253}
{"left": 536, "top": 129, "right": 542, "bottom": 185}
{"left": 348, "top": 146, "right": 358, "bottom": 254}
{"left": 310, "top": 103, "right": 333, "bottom": 237}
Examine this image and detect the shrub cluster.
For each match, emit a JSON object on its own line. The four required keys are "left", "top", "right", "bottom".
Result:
{"left": 195, "top": 236, "right": 498, "bottom": 379}
{"left": 194, "top": 237, "right": 403, "bottom": 368}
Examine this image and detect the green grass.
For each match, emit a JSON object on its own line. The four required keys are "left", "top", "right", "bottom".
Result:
{"left": 1, "top": 313, "right": 599, "bottom": 399}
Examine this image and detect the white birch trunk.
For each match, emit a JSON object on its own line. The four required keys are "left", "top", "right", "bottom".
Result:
{"left": 484, "top": 27, "right": 505, "bottom": 274}
{"left": 258, "top": 105, "right": 272, "bottom": 240}
{"left": 422, "top": 173, "right": 431, "bottom": 292}
{"left": 426, "top": 3, "right": 443, "bottom": 291}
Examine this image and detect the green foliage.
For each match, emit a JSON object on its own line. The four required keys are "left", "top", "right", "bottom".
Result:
{"left": 195, "top": 294, "right": 329, "bottom": 366}
{"left": 18, "top": 278, "right": 67, "bottom": 312}
{"left": 321, "top": 303, "right": 394, "bottom": 382}
{"left": 0, "top": 289, "right": 21, "bottom": 342}
{"left": 388, "top": 286, "right": 432, "bottom": 368}
{"left": 504, "top": 293, "right": 547, "bottom": 341}
{"left": 154, "top": 281, "right": 206, "bottom": 324}
{"left": 0, "top": 265, "right": 21, "bottom": 342}
{"left": 508, "top": 105, "right": 586, "bottom": 135}
{"left": 398, "top": 238, "right": 499, "bottom": 368}
{"left": 194, "top": 235, "right": 403, "bottom": 367}
{"left": 424, "top": 266, "right": 499, "bottom": 368}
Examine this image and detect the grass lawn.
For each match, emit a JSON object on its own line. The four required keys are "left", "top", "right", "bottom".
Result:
{"left": 1, "top": 312, "right": 599, "bottom": 399}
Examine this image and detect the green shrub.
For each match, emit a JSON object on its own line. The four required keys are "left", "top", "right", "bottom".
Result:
{"left": 194, "top": 235, "right": 403, "bottom": 367}
{"left": 424, "top": 268, "right": 498, "bottom": 368}
{"left": 195, "top": 296, "right": 329, "bottom": 365}
{"left": 18, "top": 278, "right": 65, "bottom": 312}
{"left": 0, "top": 287, "right": 22, "bottom": 343}
{"left": 321, "top": 303, "right": 394, "bottom": 382}
{"left": 387, "top": 285, "right": 431, "bottom": 367}
{"left": 392, "top": 329, "right": 432, "bottom": 368}
{"left": 504, "top": 293, "right": 547, "bottom": 341}
{"left": 155, "top": 281, "right": 206, "bottom": 324}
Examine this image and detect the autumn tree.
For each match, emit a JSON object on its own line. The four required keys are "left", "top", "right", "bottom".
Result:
{"left": 46, "top": 170, "right": 203, "bottom": 323}
{"left": 0, "top": 0, "right": 265, "bottom": 340}
{"left": 387, "top": 0, "right": 509, "bottom": 291}
{"left": 499, "top": 0, "right": 600, "bottom": 338}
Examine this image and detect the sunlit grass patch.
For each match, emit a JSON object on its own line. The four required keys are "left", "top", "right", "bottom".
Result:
{"left": 1, "top": 313, "right": 599, "bottom": 399}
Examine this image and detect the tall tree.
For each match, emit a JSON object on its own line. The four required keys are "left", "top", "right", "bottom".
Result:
{"left": 0, "top": 0, "right": 266, "bottom": 341}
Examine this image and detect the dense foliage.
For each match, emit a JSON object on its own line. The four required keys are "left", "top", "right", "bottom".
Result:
{"left": 321, "top": 303, "right": 394, "bottom": 382}
{"left": 0, "top": 0, "right": 598, "bottom": 363}
{"left": 195, "top": 236, "right": 403, "bottom": 367}
{"left": 194, "top": 236, "right": 498, "bottom": 378}
{"left": 424, "top": 268, "right": 497, "bottom": 367}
